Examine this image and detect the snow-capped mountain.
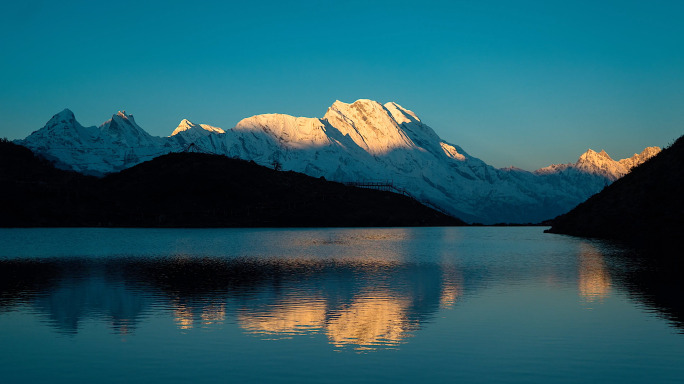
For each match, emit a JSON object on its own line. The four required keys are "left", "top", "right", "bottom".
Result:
{"left": 17, "top": 109, "right": 174, "bottom": 175}
{"left": 536, "top": 147, "right": 661, "bottom": 181}
{"left": 171, "top": 119, "right": 225, "bottom": 144}
{"left": 15, "top": 100, "right": 660, "bottom": 224}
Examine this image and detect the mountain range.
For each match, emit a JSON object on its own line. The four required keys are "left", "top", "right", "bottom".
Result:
{"left": 15, "top": 99, "right": 660, "bottom": 224}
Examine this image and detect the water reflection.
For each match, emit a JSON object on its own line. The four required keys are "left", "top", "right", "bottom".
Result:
{"left": 327, "top": 290, "right": 414, "bottom": 350}
{"left": 0, "top": 257, "right": 451, "bottom": 350}
{"left": 173, "top": 303, "right": 196, "bottom": 330}
{"left": 605, "top": 246, "right": 684, "bottom": 332}
{"left": 578, "top": 243, "right": 612, "bottom": 303}
{"left": 439, "top": 263, "right": 463, "bottom": 309}
{"left": 238, "top": 298, "right": 327, "bottom": 337}
{"left": 1, "top": 230, "right": 683, "bottom": 351}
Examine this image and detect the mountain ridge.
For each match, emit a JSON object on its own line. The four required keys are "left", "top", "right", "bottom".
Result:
{"left": 546, "top": 134, "right": 684, "bottom": 243}
{"left": 14, "top": 100, "right": 660, "bottom": 224}
{"left": 0, "top": 139, "right": 461, "bottom": 227}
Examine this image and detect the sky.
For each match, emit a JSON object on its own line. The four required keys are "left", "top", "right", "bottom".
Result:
{"left": 1, "top": 0, "right": 683, "bottom": 170}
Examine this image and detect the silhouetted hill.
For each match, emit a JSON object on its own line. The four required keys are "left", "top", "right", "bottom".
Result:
{"left": 546, "top": 135, "right": 684, "bottom": 244}
{"left": 0, "top": 139, "right": 99, "bottom": 226}
{"left": 0, "top": 140, "right": 464, "bottom": 227}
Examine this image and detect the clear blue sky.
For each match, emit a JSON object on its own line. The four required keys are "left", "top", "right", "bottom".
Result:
{"left": 1, "top": 0, "right": 682, "bottom": 170}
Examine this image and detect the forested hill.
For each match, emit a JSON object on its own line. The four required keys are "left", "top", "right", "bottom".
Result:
{"left": 546, "top": 135, "right": 684, "bottom": 244}
{"left": 0, "top": 140, "right": 463, "bottom": 227}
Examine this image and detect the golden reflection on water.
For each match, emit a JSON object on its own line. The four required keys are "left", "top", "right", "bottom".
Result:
{"left": 172, "top": 301, "right": 226, "bottom": 330}
{"left": 169, "top": 228, "right": 463, "bottom": 350}
{"left": 173, "top": 303, "right": 195, "bottom": 330}
{"left": 238, "top": 299, "right": 327, "bottom": 337}
{"left": 236, "top": 291, "right": 415, "bottom": 350}
{"left": 327, "top": 291, "right": 414, "bottom": 350}
{"left": 578, "top": 243, "right": 612, "bottom": 303}
{"left": 439, "top": 263, "right": 463, "bottom": 309}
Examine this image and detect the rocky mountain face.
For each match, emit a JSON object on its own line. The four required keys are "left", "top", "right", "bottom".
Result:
{"left": 14, "top": 100, "right": 659, "bottom": 224}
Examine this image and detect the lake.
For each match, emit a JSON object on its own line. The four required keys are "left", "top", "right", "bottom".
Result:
{"left": 1, "top": 227, "right": 682, "bottom": 383}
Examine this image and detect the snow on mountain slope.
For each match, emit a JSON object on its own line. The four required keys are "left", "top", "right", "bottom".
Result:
{"left": 174, "top": 102, "right": 657, "bottom": 223}
{"left": 536, "top": 147, "right": 661, "bottom": 181}
{"left": 16, "top": 110, "right": 178, "bottom": 175}
{"left": 323, "top": 100, "right": 416, "bottom": 155}
{"left": 171, "top": 119, "right": 225, "bottom": 144}
{"left": 617, "top": 147, "right": 661, "bottom": 171}
{"left": 15, "top": 101, "right": 660, "bottom": 223}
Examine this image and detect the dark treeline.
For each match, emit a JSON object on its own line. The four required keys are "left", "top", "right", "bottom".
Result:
{"left": 0, "top": 140, "right": 464, "bottom": 227}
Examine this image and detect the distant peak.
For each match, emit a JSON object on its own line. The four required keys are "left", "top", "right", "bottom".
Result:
{"left": 171, "top": 118, "right": 224, "bottom": 136}
{"left": 58, "top": 108, "right": 74, "bottom": 116}
{"left": 350, "top": 99, "right": 383, "bottom": 110}
{"left": 352, "top": 98, "right": 379, "bottom": 105}
{"left": 577, "top": 148, "right": 614, "bottom": 167}
{"left": 46, "top": 108, "right": 76, "bottom": 126}
{"left": 53, "top": 108, "right": 75, "bottom": 119}
{"left": 115, "top": 110, "right": 134, "bottom": 120}
{"left": 171, "top": 120, "right": 195, "bottom": 136}
{"left": 175, "top": 118, "right": 196, "bottom": 129}
{"left": 639, "top": 146, "right": 661, "bottom": 157}
{"left": 579, "top": 148, "right": 613, "bottom": 160}
{"left": 329, "top": 99, "right": 382, "bottom": 110}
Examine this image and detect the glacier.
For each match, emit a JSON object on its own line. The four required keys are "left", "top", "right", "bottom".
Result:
{"left": 14, "top": 100, "right": 660, "bottom": 224}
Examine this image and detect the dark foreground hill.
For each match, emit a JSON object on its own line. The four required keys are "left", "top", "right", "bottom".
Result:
{"left": 546, "top": 135, "right": 684, "bottom": 244}
{"left": 0, "top": 140, "right": 464, "bottom": 227}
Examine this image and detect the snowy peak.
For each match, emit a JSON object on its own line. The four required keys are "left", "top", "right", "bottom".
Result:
{"left": 574, "top": 149, "right": 623, "bottom": 179}
{"left": 170, "top": 119, "right": 224, "bottom": 138}
{"left": 618, "top": 146, "right": 661, "bottom": 170}
{"left": 323, "top": 99, "right": 416, "bottom": 155}
{"left": 173, "top": 118, "right": 196, "bottom": 133}
{"left": 116, "top": 110, "right": 131, "bottom": 119}
{"left": 538, "top": 146, "right": 661, "bottom": 180}
{"left": 28, "top": 109, "right": 86, "bottom": 138}
{"left": 101, "top": 110, "right": 139, "bottom": 132}
{"left": 18, "top": 108, "right": 95, "bottom": 147}
{"left": 17, "top": 109, "right": 97, "bottom": 153}
{"left": 99, "top": 110, "right": 156, "bottom": 145}
{"left": 575, "top": 147, "right": 661, "bottom": 179}
{"left": 598, "top": 149, "right": 612, "bottom": 160}
{"left": 46, "top": 108, "right": 77, "bottom": 127}
{"left": 577, "top": 148, "right": 613, "bottom": 166}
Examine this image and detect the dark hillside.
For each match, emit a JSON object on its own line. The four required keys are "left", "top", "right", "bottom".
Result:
{"left": 546, "top": 135, "right": 684, "bottom": 244}
{"left": 0, "top": 141, "right": 463, "bottom": 227}
{"left": 0, "top": 139, "right": 98, "bottom": 226}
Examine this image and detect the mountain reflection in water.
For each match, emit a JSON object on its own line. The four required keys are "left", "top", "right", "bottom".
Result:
{"left": 578, "top": 243, "right": 612, "bottom": 303}
{"left": 0, "top": 256, "right": 460, "bottom": 350}
{"left": 1, "top": 227, "right": 682, "bottom": 354}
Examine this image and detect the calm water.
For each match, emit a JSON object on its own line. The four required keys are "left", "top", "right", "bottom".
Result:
{"left": 0, "top": 227, "right": 682, "bottom": 383}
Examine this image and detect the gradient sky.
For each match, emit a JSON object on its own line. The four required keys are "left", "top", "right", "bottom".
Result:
{"left": 1, "top": 0, "right": 682, "bottom": 170}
